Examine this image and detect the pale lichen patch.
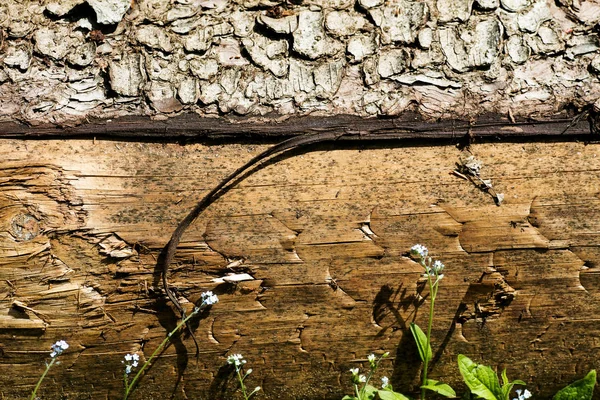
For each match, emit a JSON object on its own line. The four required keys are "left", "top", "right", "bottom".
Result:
{"left": 369, "top": 1, "right": 428, "bottom": 44}
{"left": 293, "top": 11, "right": 344, "bottom": 59}
{"left": 324, "top": 10, "right": 370, "bottom": 37}
{"left": 437, "top": 0, "right": 474, "bottom": 22}
{"left": 242, "top": 34, "right": 289, "bottom": 77}
{"left": 108, "top": 53, "right": 145, "bottom": 97}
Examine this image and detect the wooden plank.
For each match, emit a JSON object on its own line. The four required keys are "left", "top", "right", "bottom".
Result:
{"left": 0, "top": 139, "right": 600, "bottom": 399}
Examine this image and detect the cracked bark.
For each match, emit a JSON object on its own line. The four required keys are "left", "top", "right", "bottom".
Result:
{"left": 1, "top": 139, "right": 600, "bottom": 399}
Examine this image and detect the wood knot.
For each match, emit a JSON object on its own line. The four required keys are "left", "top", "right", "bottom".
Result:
{"left": 9, "top": 213, "right": 40, "bottom": 241}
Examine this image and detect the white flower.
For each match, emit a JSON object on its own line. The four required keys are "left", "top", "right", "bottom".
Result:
{"left": 381, "top": 376, "right": 390, "bottom": 388}
{"left": 349, "top": 368, "right": 359, "bottom": 375}
{"left": 50, "top": 340, "right": 69, "bottom": 358}
{"left": 411, "top": 244, "right": 428, "bottom": 259}
{"left": 424, "top": 260, "right": 445, "bottom": 279}
{"left": 201, "top": 291, "right": 219, "bottom": 305}
{"left": 124, "top": 353, "right": 139, "bottom": 362}
{"left": 359, "top": 375, "right": 367, "bottom": 383}
{"left": 227, "top": 353, "right": 246, "bottom": 367}
{"left": 514, "top": 389, "right": 532, "bottom": 400}
{"left": 367, "top": 354, "right": 376, "bottom": 363}
{"left": 123, "top": 353, "right": 140, "bottom": 374}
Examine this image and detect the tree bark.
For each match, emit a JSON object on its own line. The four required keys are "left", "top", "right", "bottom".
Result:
{"left": 0, "top": 0, "right": 599, "bottom": 126}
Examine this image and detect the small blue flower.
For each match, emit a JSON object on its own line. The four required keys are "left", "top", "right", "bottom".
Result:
{"left": 411, "top": 244, "right": 428, "bottom": 259}
{"left": 123, "top": 353, "right": 140, "bottom": 375}
{"left": 201, "top": 291, "right": 219, "bottom": 305}
{"left": 514, "top": 389, "right": 532, "bottom": 400}
{"left": 50, "top": 340, "right": 69, "bottom": 358}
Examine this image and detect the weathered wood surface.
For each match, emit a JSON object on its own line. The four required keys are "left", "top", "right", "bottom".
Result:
{"left": 1, "top": 138, "right": 600, "bottom": 399}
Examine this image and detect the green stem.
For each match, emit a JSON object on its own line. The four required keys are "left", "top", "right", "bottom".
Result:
{"left": 236, "top": 366, "right": 249, "bottom": 400}
{"left": 30, "top": 357, "right": 57, "bottom": 400}
{"left": 359, "top": 354, "right": 385, "bottom": 399}
{"left": 355, "top": 384, "right": 362, "bottom": 400}
{"left": 123, "top": 309, "right": 199, "bottom": 399}
{"left": 421, "top": 275, "right": 437, "bottom": 400}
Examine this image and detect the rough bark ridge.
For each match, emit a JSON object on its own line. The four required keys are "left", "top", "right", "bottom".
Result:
{"left": 0, "top": 0, "right": 599, "bottom": 125}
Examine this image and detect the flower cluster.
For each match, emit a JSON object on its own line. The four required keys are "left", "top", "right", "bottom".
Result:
{"left": 201, "top": 291, "right": 219, "bottom": 306}
{"left": 381, "top": 376, "right": 390, "bottom": 389}
{"left": 227, "top": 353, "right": 247, "bottom": 368}
{"left": 50, "top": 340, "right": 69, "bottom": 358}
{"left": 350, "top": 367, "right": 367, "bottom": 384}
{"left": 367, "top": 354, "right": 377, "bottom": 368}
{"left": 226, "top": 353, "right": 261, "bottom": 399}
{"left": 514, "top": 389, "right": 532, "bottom": 400}
{"left": 410, "top": 244, "right": 429, "bottom": 258}
{"left": 123, "top": 353, "right": 140, "bottom": 375}
{"left": 410, "top": 244, "right": 445, "bottom": 280}
{"left": 428, "top": 260, "right": 445, "bottom": 277}
{"left": 192, "top": 291, "right": 220, "bottom": 315}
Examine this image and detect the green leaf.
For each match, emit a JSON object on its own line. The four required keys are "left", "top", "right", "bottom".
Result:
{"left": 457, "top": 355, "right": 502, "bottom": 400}
{"left": 422, "top": 379, "right": 457, "bottom": 398}
{"left": 553, "top": 370, "right": 596, "bottom": 400}
{"left": 378, "top": 389, "right": 413, "bottom": 400}
{"left": 342, "top": 396, "right": 358, "bottom": 400}
{"left": 410, "top": 322, "right": 432, "bottom": 363}
{"left": 363, "top": 384, "right": 379, "bottom": 400}
{"left": 501, "top": 370, "right": 508, "bottom": 387}
{"left": 501, "top": 376, "right": 527, "bottom": 400}
{"left": 500, "top": 383, "right": 515, "bottom": 400}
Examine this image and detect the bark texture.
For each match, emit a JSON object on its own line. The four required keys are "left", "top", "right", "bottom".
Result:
{"left": 1, "top": 138, "right": 600, "bottom": 399}
{"left": 0, "top": 0, "right": 599, "bottom": 126}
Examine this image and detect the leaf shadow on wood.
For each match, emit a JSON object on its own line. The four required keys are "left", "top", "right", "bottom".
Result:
{"left": 207, "top": 363, "right": 238, "bottom": 400}
{"left": 373, "top": 282, "right": 467, "bottom": 395}
{"left": 373, "top": 283, "right": 423, "bottom": 393}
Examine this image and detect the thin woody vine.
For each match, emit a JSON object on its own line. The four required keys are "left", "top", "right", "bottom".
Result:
{"left": 29, "top": 245, "right": 596, "bottom": 399}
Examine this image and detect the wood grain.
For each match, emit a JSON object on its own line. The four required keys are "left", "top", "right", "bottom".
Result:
{"left": 1, "top": 139, "right": 599, "bottom": 399}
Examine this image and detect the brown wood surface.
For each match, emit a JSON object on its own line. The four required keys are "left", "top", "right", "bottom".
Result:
{"left": 1, "top": 137, "right": 600, "bottom": 399}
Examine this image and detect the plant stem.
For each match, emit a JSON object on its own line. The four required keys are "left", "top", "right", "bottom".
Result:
{"left": 30, "top": 357, "right": 57, "bottom": 400}
{"left": 421, "top": 275, "right": 437, "bottom": 400}
{"left": 236, "top": 366, "right": 249, "bottom": 400}
{"left": 123, "top": 310, "right": 198, "bottom": 399}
